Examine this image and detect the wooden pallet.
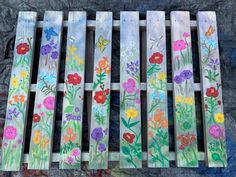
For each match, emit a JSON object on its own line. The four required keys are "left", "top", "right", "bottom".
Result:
{"left": 0, "top": 11, "right": 227, "bottom": 171}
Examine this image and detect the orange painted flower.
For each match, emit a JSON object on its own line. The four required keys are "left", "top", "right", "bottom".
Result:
{"left": 63, "top": 127, "right": 77, "bottom": 143}
{"left": 154, "top": 109, "right": 164, "bottom": 122}
{"left": 161, "top": 119, "right": 168, "bottom": 129}
{"left": 67, "top": 127, "right": 73, "bottom": 135}
{"left": 12, "top": 95, "right": 25, "bottom": 103}
{"left": 98, "top": 57, "right": 109, "bottom": 69}
{"left": 95, "top": 57, "right": 110, "bottom": 74}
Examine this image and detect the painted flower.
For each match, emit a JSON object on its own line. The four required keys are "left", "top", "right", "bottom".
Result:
{"left": 214, "top": 113, "right": 224, "bottom": 123}
{"left": 125, "top": 108, "right": 138, "bottom": 119}
{"left": 177, "top": 133, "right": 197, "bottom": 150}
{"left": 3, "top": 125, "right": 17, "bottom": 140}
{"left": 149, "top": 52, "right": 163, "bottom": 64}
{"left": 98, "top": 57, "right": 109, "bottom": 69}
{"left": 157, "top": 71, "right": 166, "bottom": 81}
{"left": 63, "top": 127, "right": 77, "bottom": 143}
{"left": 209, "top": 124, "right": 223, "bottom": 139}
{"left": 123, "top": 132, "right": 135, "bottom": 144}
{"left": 67, "top": 73, "right": 82, "bottom": 85}
{"left": 68, "top": 45, "right": 77, "bottom": 54}
{"left": 12, "top": 95, "right": 25, "bottom": 103}
{"left": 96, "top": 57, "right": 110, "bottom": 74}
{"left": 154, "top": 109, "right": 164, "bottom": 122}
{"left": 16, "top": 43, "right": 30, "bottom": 55}
{"left": 126, "top": 60, "right": 139, "bottom": 77}
{"left": 71, "top": 148, "right": 80, "bottom": 157}
{"left": 206, "top": 87, "right": 219, "bottom": 98}
{"left": 33, "top": 114, "right": 41, "bottom": 123}
{"left": 91, "top": 127, "right": 104, "bottom": 142}
{"left": 43, "top": 96, "right": 55, "bottom": 110}
{"left": 12, "top": 77, "right": 19, "bottom": 87}
{"left": 40, "top": 44, "right": 52, "bottom": 55}
{"left": 94, "top": 90, "right": 109, "bottom": 104}
{"left": 180, "top": 70, "right": 193, "bottom": 79}
{"left": 122, "top": 78, "right": 136, "bottom": 93}
{"left": 183, "top": 32, "right": 190, "bottom": 38}
{"left": 98, "top": 143, "right": 106, "bottom": 153}
{"left": 174, "top": 75, "right": 184, "bottom": 84}
{"left": 51, "top": 51, "right": 58, "bottom": 60}
{"left": 173, "top": 40, "right": 187, "bottom": 51}
{"left": 67, "top": 156, "right": 75, "bottom": 164}
{"left": 20, "top": 70, "right": 27, "bottom": 78}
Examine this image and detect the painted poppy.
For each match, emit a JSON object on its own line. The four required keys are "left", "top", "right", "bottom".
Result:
{"left": 67, "top": 73, "right": 82, "bottom": 85}
{"left": 123, "top": 132, "right": 135, "bottom": 144}
{"left": 149, "top": 52, "right": 163, "bottom": 64}
{"left": 33, "top": 114, "right": 41, "bottom": 123}
{"left": 206, "top": 87, "right": 219, "bottom": 98}
{"left": 16, "top": 43, "right": 30, "bottom": 55}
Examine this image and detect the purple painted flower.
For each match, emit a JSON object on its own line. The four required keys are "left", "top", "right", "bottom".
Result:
{"left": 17, "top": 139, "right": 22, "bottom": 144}
{"left": 66, "top": 113, "right": 81, "bottom": 121}
{"left": 7, "top": 107, "right": 20, "bottom": 120}
{"left": 67, "top": 156, "right": 75, "bottom": 164}
{"left": 98, "top": 143, "right": 106, "bottom": 152}
{"left": 209, "top": 124, "right": 223, "bottom": 139}
{"left": 180, "top": 70, "right": 193, "bottom": 80}
{"left": 13, "top": 144, "right": 17, "bottom": 148}
{"left": 174, "top": 75, "right": 184, "bottom": 84}
{"left": 126, "top": 60, "right": 139, "bottom": 77}
{"left": 74, "top": 107, "right": 80, "bottom": 113}
{"left": 91, "top": 127, "right": 103, "bottom": 142}
{"left": 51, "top": 51, "right": 58, "bottom": 60}
{"left": 207, "top": 58, "right": 219, "bottom": 70}
{"left": 122, "top": 78, "right": 136, "bottom": 93}
{"left": 40, "top": 44, "right": 52, "bottom": 55}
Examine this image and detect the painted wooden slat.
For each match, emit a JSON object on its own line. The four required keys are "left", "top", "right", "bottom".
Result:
{"left": 88, "top": 12, "right": 112, "bottom": 170}
{"left": 171, "top": 11, "right": 199, "bottom": 167}
{"left": 59, "top": 12, "right": 87, "bottom": 169}
{"left": 146, "top": 11, "right": 169, "bottom": 168}
{"left": 1, "top": 12, "right": 37, "bottom": 171}
{"left": 120, "top": 11, "right": 142, "bottom": 168}
{"left": 197, "top": 11, "right": 227, "bottom": 167}
{"left": 28, "top": 11, "right": 63, "bottom": 169}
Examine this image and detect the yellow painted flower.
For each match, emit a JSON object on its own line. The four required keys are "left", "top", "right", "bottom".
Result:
{"left": 32, "top": 134, "right": 40, "bottom": 144}
{"left": 157, "top": 71, "right": 166, "bottom": 81}
{"left": 20, "top": 70, "right": 27, "bottom": 78}
{"left": 12, "top": 77, "right": 19, "bottom": 87}
{"left": 214, "top": 113, "right": 224, "bottom": 123}
{"left": 66, "top": 56, "right": 70, "bottom": 61}
{"left": 187, "top": 97, "right": 194, "bottom": 105}
{"left": 68, "top": 45, "right": 77, "bottom": 54}
{"left": 42, "top": 137, "right": 49, "bottom": 149}
{"left": 126, "top": 108, "right": 138, "bottom": 119}
{"left": 175, "top": 95, "right": 182, "bottom": 103}
{"left": 74, "top": 55, "right": 84, "bottom": 65}
{"left": 34, "top": 129, "right": 42, "bottom": 137}
{"left": 149, "top": 77, "right": 155, "bottom": 85}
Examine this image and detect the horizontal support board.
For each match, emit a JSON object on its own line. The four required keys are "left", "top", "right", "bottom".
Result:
{"left": 37, "top": 20, "right": 198, "bottom": 30}
{"left": 30, "top": 83, "right": 202, "bottom": 91}
{"left": 22, "top": 152, "right": 205, "bottom": 163}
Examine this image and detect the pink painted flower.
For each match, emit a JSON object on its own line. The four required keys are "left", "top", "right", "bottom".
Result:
{"left": 71, "top": 148, "right": 80, "bottom": 157}
{"left": 135, "top": 89, "right": 140, "bottom": 94}
{"left": 183, "top": 32, "right": 190, "bottom": 38}
{"left": 173, "top": 40, "right": 187, "bottom": 51}
{"left": 4, "top": 125, "right": 17, "bottom": 140}
{"left": 122, "top": 78, "right": 136, "bottom": 93}
{"left": 209, "top": 124, "right": 223, "bottom": 139}
{"left": 135, "top": 99, "right": 141, "bottom": 104}
{"left": 37, "top": 104, "right": 42, "bottom": 109}
{"left": 43, "top": 96, "right": 55, "bottom": 110}
{"left": 66, "top": 156, "right": 75, "bottom": 164}
{"left": 40, "top": 112, "right": 45, "bottom": 116}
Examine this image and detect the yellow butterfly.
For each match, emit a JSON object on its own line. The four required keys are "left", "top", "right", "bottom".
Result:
{"left": 96, "top": 35, "right": 110, "bottom": 52}
{"left": 205, "top": 25, "right": 215, "bottom": 37}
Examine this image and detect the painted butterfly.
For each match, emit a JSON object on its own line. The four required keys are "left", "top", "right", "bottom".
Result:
{"left": 44, "top": 27, "right": 58, "bottom": 41}
{"left": 205, "top": 25, "right": 215, "bottom": 37}
{"left": 95, "top": 35, "right": 110, "bottom": 52}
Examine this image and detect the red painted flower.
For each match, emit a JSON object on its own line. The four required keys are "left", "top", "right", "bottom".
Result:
{"left": 177, "top": 133, "right": 197, "bottom": 150}
{"left": 149, "top": 52, "right": 163, "bottom": 64}
{"left": 94, "top": 89, "right": 109, "bottom": 104}
{"left": 67, "top": 73, "right": 82, "bottom": 85}
{"left": 33, "top": 114, "right": 41, "bottom": 123}
{"left": 16, "top": 43, "right": 30, "bottom": 55}
{"left": 206, "top": 87, "right": 219, "bottom": 98}
{"left": 123, "top": 132, "right": 135, "bottom": 144}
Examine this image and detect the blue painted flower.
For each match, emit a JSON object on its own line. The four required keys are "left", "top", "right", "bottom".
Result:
{"left": 40, "top": 44, "right": 52, "bottom": 55}
{"left": 180, "top": 70, "right": 193, "bottom": 80}
{"left": 98, "top": 143, "right": 106, "bottom": 152}
{"left": 51, "top": 51, "right": 58, "bottom": 60}
{"left": 158, "top": 92, "right": 166, "bottom": 101}
{"left": 91, "top": 127, "right": 103, "bottom": 142}
{"left": 208, "top": 39, "right": 217, "bottom": 48}
{"left": 174, "top": 75, "right": 184, "bottom": 84}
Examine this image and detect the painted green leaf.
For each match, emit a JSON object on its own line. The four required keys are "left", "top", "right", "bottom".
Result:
{"left": 121, "top": 146, "right": 130, "bottom": 155}
{"left": 121, "top": 117, "right": 129, "bottom": 128}
{"left": 212, "top": 153, "right": 221, "bottom": 161}
{"left": 129, "top": 121, "right": 140, "bottom": 128}
{"left": 64, "top": 105, "right": 74, "bottom": 113}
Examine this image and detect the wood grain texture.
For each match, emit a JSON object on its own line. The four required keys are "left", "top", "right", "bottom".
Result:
{"left": 197, "top": 11, "right": 227, "bottom": 167}
{"left": 171, "top": 11, "right": 198, "bottom": 167}
{"left": 120, "top": 11, "right": 142, "bottom": 168}
{"left": 88, "top": 11, "right": 112, "bottom": 169}
{"left": 59, "top": 11, "right": 87, "bottom": 169}
{"left": 146, "top": 11, "right": 169, "bottom": 168}
{"left": 1, "top": 11, "right": 37, "bottom": 171}
{"left": 28, "top": 11, "right": 63, "bottom": 170}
